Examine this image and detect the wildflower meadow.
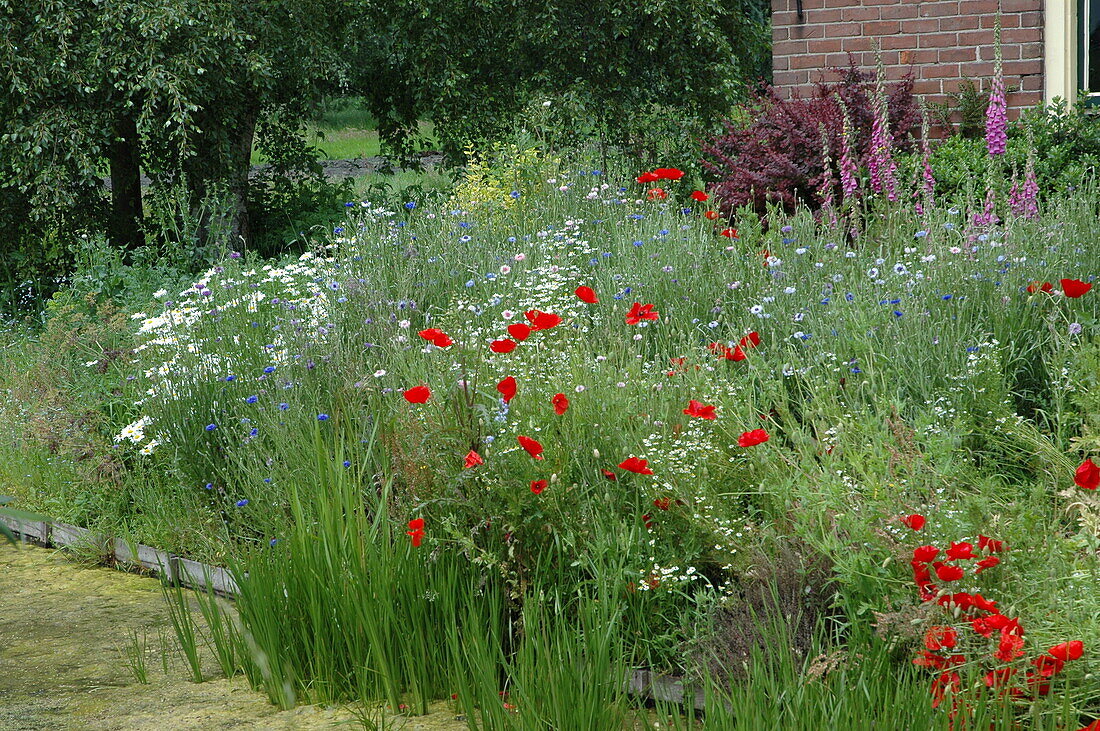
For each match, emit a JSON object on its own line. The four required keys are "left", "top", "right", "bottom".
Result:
{"left": 4, "top": 41, "right": 1100, "bottom": 731}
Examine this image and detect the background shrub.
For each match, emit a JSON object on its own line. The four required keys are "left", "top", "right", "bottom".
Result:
{"left": 703, "top": 64, "right": 921, "bottom": 218}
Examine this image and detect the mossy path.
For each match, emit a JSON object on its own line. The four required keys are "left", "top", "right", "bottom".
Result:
{"left": 0, "top": 543, "right": 465, "bottom": 730}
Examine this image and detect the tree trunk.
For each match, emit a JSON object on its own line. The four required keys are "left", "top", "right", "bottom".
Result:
{"left": 185, "top": 108, "right": 257, "bottom": 253}
{"left": 226, "top": 111, "right": 257, "bottom": 252}
{"left": 107, "top": 114, "right": 145, "bottom": 254}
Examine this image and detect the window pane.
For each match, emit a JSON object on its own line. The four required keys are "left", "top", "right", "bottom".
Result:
{"left": 1089, "top": 0, "right": 1100, "bottom": 91}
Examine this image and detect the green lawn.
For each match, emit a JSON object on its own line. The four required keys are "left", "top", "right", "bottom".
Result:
{"left": 250, "top": 100, "right": 435, "bottom": 163}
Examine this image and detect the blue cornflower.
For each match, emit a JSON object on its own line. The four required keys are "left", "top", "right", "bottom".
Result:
{"left": 845, "top": 292, "right": 854, "bottom": 301}
{"left": 278, "top": 402, "right": 289, "bottom": 411}
{"left": 344, "top": 201, "right": 354, "bottom": 207}
{"left": 225, "top": 375, "right": 236, "bottom": 382}
{"left": 465, "top": 280, "right": 475, "bottom": 288}
{"left": 317, "top": 413, "right": 330, "bottom": 421}
{"left": 204, "top": 483, "right": 214, "bottom": 490}
{"left": 269, "top": 538, "right": 278, "bottom": 547}
{"left": 343, "top": 460, "right": 351, "bottom": 468}
{"left": 263, "top": 366, "right": 275, "bottom": 374}
{"left": 236, "top": 499, "right": 249, "bottom": 507}
{"left": 333, "top": 227, "right": 344, "bottom": 234}
{"left": 633, "top": 240, "right": 644, "bottom": 247}
{"left": 510, "top": 191, "right": 521, "bottom": 199}
{"left": 205, "top": 424, "right": 217, "bottom": 432}
{"left": 966, "top": 346, "right": 979, "bottom": 353}
{"left": 893, "top": 310, "right": 904, "bottom": 317}
{"left": 658, "top": 229, "right": 670, "bottom": 236}
{"left": 942, "top": 294, "right": 953, "bottom": 300}
{"left": 915, "top": 230, "right": 928, "bottom": 238}
{"left": 245, "top": 395, "right": 258, "bottom": 404}
{"left": 264, "top": 478, "right": 272, "bottom": 483}
{"left": 249, "top": 428, "right": 258, "bottom": 437}
{"left": 851, "top": 367, "right": 862, "bottom": 373}
{"left": 405, "top": 201, "right": 417, "bottom": 209}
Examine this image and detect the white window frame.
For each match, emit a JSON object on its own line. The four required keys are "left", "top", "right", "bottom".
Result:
{"left": 1045, "top": 0, "right": 1077, "bottom": 104}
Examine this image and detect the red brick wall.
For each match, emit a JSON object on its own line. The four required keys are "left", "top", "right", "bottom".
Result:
{"left": 771, "top": 0, "right": 1044, "bottom": 121}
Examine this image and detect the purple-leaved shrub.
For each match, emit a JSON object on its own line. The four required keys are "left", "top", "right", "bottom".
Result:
{"left": 702, "top": 63, "right": 920, "bottom": 218}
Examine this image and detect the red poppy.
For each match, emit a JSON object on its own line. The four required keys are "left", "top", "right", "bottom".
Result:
{"left": 530, "top": 479, "right": 547, "bottom": 495}
{"left": 525, "top": 309, "right": 562, "bottom": 330}
{"left": 653, "top": 497, "right": 672, "bottom": 510}
{"left": 1048, "top": 640, "right": 1084, "bottom": 662}
{"left": 708, "top": 341, "right": 741, "bottom": 361}
{"left": 497, "top": 376, "right": 517, "bottom": 403}
{"left": 975, "top": 556, "right": 1000, "bottom": 574}
{"left": 625, "top": 302, "right": 659, "bottom": 325}
{"left": 654, "top": 167, "right": 685, "bottom": 181}
{"left": 619, "top": 456, "right": 654, "bottom": 475}
{"left": 970, "top": 593, "right": 999, "bottom": 613}
{"left": 406, "top": 517, "right": 425, "bottom": 547}
{"left": 508, "top": 322, "right": 532, "bottom": 341}
{"left": 913, "top": 650, "right": 947, "bottom": 669}
{"left": 552, "top": 392, "right": 570, "bottom": 415}
{"left": 574, "top": 285, "right": 599, "bottom": 304}
{"left": 978, "top": 534, "right": 1006, "bottom": 552}
{"left": 719, "top": 228, "right": 739, "bottom": 239}
{"left": 1076, "top": 458, "right": 1099, "bottom": 489}
{"left": 1061, "top": 278, "right": 1093, "bottom": 298}
{"left": 924, "top": 626, "right": 958, "bottom": 651}
{"left": 946, "top": 541, "right": 975, "bottom": 561}
{"left": 930, "top": 671, "right": 960, "bottom": 709}
{"left": 934, "top": 563, "right": 964, "bottom": 582}
{"left": 517, "top": 435, "right": 544, "bottom": 460}
{"left": 737, "top": 429, "right": 769, "bottom": 447}
{"left": 739, "top": 331, "right": 761, "bottom": 348}
{"left": 601, "top": 468, "right": 617, "bottom": 481}
{"left": 683, "top": 399, "right": 717, "bottom": 420}
{"left": 901, "top": 514, "right": 926, "bottom": 531}
{"left": 1031, "top": 654, "right": 1066, "bottom": 678}
{"left": 636, "top": 171, "right": 659, "bottom": 184}
{"left": 994, "top": 629, "right": 1025, "bottom": 662}
{"left": 418, "top": 328, "right": 453, "bottom": 347}
{"left": 464, "top": 450, "right": 484, "bottom": 468}
{"left": 490, "top": 339, "right": 517, "bottom": 353}
{"left": 403, "top": 385, "right": 431, "bottom": 404}
{"left": 913, "top": 545, "right": 939, "bottom": 564}
{"left": 985, "top": 667, "right": 1018, "bottom": 688}
{"left": 647, "top": 188, "right": 667, "bottom": 201}
{"left": 690, "top": 190, "right": 708, "bottom": 202}
{"left": 1076, "top": 722, "right": 1100, "bottom": 731}
{"left": 1026, "top": 281, "right": 1053, "bottom": 294}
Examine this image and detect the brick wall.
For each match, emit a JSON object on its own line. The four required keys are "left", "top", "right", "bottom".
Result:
{"left": 771, "top": 0, "right": 1044, "bottom": 122}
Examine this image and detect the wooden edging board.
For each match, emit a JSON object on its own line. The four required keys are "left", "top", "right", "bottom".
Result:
{"left": 0, "top": 515, "right": 238, "bottom": 597}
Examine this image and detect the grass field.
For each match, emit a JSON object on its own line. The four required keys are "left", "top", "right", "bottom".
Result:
{"left": 250, "top": 100, "right": 436, "bottom": 163}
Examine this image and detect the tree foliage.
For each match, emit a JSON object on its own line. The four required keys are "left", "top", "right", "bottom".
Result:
{"left": 352, "top": 0, "right": 771, "bottom": 159}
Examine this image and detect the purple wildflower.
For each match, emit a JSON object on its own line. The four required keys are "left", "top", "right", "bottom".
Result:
{"left": 985, "top": 20, "right": 1008, "bottom": 156}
